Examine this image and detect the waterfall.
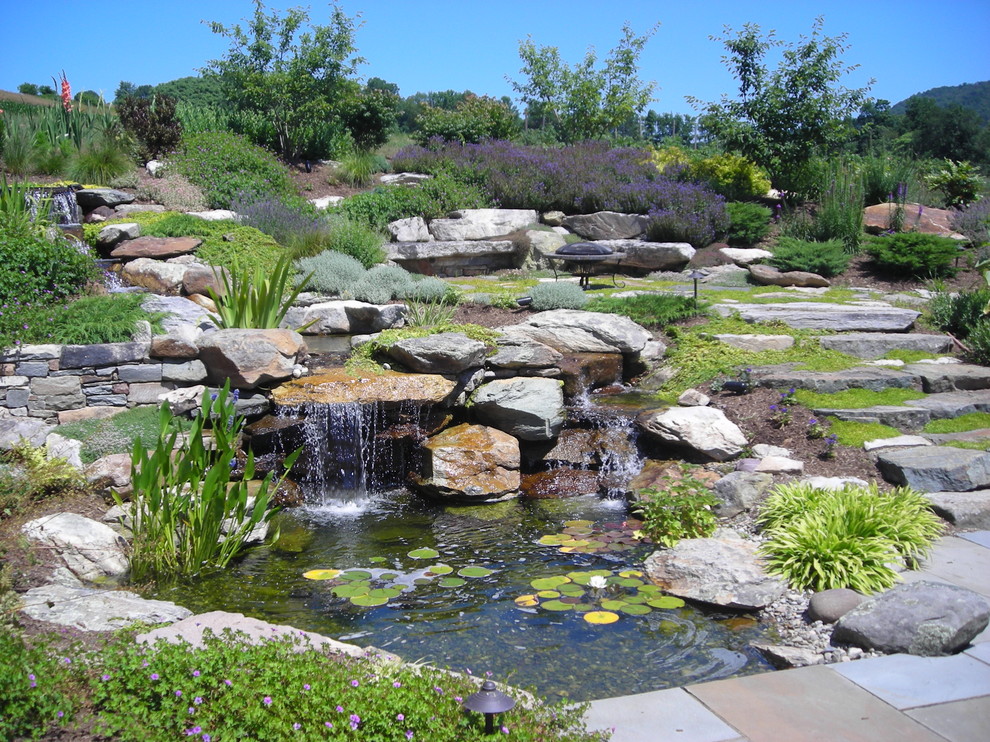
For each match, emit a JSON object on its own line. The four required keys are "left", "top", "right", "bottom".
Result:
{"left": 276, "top": 399, "right": 425, "bottom": 505}
{"left": 27, "top": 187, "right": 81, "bottom": 226}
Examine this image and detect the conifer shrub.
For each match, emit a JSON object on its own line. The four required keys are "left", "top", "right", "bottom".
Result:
{"left": 768, "top": 237, "right": 850, "bottom": 277}
{"left": 725, "top": 202, "right": 772, "bottom": 246}
{"left": 865, "top": 232, "right": 961, "bottom": 278}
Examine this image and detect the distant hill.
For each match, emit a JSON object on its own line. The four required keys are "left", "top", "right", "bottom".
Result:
{"left": 0, "top": 89, "right": 57, "bottom": 107}
{"left": 890, "top": 80, "right": 990, "bottom": 124}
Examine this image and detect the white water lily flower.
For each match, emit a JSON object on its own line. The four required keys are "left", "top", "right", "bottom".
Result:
{"left": 588, "top": 575, "right": 609, "bottom": 590}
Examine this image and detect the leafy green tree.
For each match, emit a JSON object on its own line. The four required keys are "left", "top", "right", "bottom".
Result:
{"left": 114, "top": 81, "right": 136, "bottom": 101}
{"left": 37, "top": 85, "right": 55, "bottom": 96}
{"left": 510, "top": 22, "right": 659, "bottom": 143}
{"left": 691, "top": 16, "right": 872, "bottom": 195}
{"left": 413, "top": 95, "right": 520, "bottom": 144}
{"left": 204, "top": 0, "right": 363, "bottom": 159}
{"left": 902, "top": 96, "right": 985, "bottom": 163}
{"left": 341, "top": 87, "right": 398, "bottom": 151}
{"left": 17, "top": 82, "right": 39, "bottom": 96}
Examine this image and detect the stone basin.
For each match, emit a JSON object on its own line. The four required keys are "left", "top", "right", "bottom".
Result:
{"left": 271, "top": 368, "right": 456, "bottom": 407}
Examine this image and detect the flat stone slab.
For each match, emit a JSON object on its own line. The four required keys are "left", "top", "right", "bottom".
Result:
{"left": 110, "top": 236, "right": 202, "bottom": 259}
{"left": 714, "top": 334, "right": 794, "bottom": 352}
{"left": 585, "top": 687, "right": 741, "bottom": 742}
{"left": 906, "top": 695, "right": 990, "bottom": 742}
{"left": 713, "top": 301, "right": 920, "bottom": 331}
{"left": 818, "top": 333, "right": 954, "bottom": 360}
{"left": 904, "top": 363, "right": 990, "bottom": 393}
{"left": 831, "top": 652, "right": 990, "bottom": 709}
{"left": 878, "top": 446, "right": 990, "bottom": 491}
{"left": 688, "top": 665, "right": 947, "bottom": 741}
{"left": 21, "top": 580, "right": 191, "bottom": 631}
{"left": 906, "top": 389, "right": 990, "bottom": 419}
{"left": 926, "top": 490, "right": 990, "bottom": 529}
{"left": 918, "top": 536, "right": 990, "bottom": 598}
{"left": 815, "top": 405, "right": 932, "bottom": 430}
{"left": 753, "top": 366, "right": 920, "bottom": 393}
{"left": 387, "top": 240, "right": 516, "bottom": 260}
{"left": 863, "top": 435, "right": 932, "bottom": 451}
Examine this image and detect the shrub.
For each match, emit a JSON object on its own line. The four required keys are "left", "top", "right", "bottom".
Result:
{"left": 340, "top": 174, "right": 492, "bottom": 231}
{"left": 351, "top": 264, "right": 415, "bottom": 304}
{"left": 758, "top": 481, "right": 943, "bottom": 593}
{"left": 412, "top": 95, "right": 520, "bottom": 144}
{"left": 633, "top": 464, "right": 718, "bottom": 548}
{"left": 134, "top": 171, "right": 208, "bottom": 212}
{"left": 170, "top": 131, "right": 293, "bottom": 209}
{"left": 687, "top": 152, "right": 772, "bottom": 202}
{"left": 925, "top": 159, "right": 983, "bottom": 207}
{"left": 408, "top": 275, "right": 458, "bottom": 303}
{"left": 585, "top": 293, "right": 701, "bottom": 327}
{"left": 859, "top": 154, "right": 917, "bottom": 206}
{"left": 926, "top": 288, "right": 990, "bottom": 339}
{"left": 230, "top": 193, "right": 324, "bottom": 245}
{"left": 645, "top": 183, "right": 729, "bottom": 247}
{"left": 866, "top": 232, "right": 961, "bottom": 278}
{"left": 768, "top": 237, "right": 850, "bottom": 277}
{"left": 951, "top": 197, "right": 990, "bottom": 246}
{"left": 963, "top": 319, "right": 990, "bottom": 366}
{"left": 296, "top": 250, "right": 367, "bottom": 295}
{"left": 527, "top": 281, "right": 589, "bottom": 311}
{"left": 0, "top": 232, "right": 96, "bottom": 306}
{"left": 725, "top": 202, "right": 772, "bottom": 246}
{"left": 286, "top": 213, "right": 386, "bottom": 267}
{"left": 142, "top": 212, "right": 215, "bottom": 238}
{"left": 116, "top": 94, "right": 183, "bottom": 161}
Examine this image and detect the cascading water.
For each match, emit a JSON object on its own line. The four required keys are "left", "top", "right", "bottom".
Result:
{"left": 27, "top": 186, "right": 81, "bottom": 227}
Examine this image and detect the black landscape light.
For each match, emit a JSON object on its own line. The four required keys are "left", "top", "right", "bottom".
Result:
{"left": 462, "top": 679, "right": 516, "bottom": 734}
{"left": 687, "top": 269, "right": 707, "bottom": 306}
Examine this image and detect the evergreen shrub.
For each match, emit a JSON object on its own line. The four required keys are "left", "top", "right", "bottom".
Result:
{"left": 725, "top": 202, "right": 772, "bottom": 246}
{"left": 865, "top": 232, "right": 961, "bottom": 278}
{"left": 768, "top": 237, "right": 850, "bottom": 277}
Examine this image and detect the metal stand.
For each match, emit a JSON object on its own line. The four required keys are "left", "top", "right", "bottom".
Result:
{"left": 545, "top": 253, "right": 627, "bottom": 289}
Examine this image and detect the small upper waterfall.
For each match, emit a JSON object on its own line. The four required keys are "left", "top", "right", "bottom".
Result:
{"left": 26, "top": 186, "right": 82, "bottom": 227}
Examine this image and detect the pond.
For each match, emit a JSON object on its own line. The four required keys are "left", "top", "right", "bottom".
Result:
{"left": 156, "top": 484, "right": 774, "bottom": 702}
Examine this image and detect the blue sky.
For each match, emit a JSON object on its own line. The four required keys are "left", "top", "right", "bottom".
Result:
{"left": 3, "top": 0, "right": 988, "bottom": 115}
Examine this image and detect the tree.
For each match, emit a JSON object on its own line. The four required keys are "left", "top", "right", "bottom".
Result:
{"left": 37, "top": 85, "right": 55, "bottom": 96}
{"left": 341, "top": 87, "right": 398, "bottom": 150}
{"left": 17, "top": 82, "right": 39, "bottom": 96}
{"left": 114, "top": 81, "right": 137, "bottom": 101}
{"left": 204, "top": 0, "right": 363, "bottom": 159}
{"left": 413, "top": 95, "right": 520, "bottom": 145}
{"left": 509, "top": 22, "right": 659, "bottom": 143}
{"left": 691, "top": 17, "right": 872, "bottom": 195}
{"left": 73, "top": 90, "right": 102, "bottom": 106}
{"left": 366, "top": 77, "right": 399, "bottom": 97}
{"left": 902, "top": 96, "right": 985, "bottom": 163}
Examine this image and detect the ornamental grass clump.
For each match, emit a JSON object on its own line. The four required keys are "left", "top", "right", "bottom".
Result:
{"left": 209, "top": 253, "right": 313, "bottom": 330}
{"left": 757, "top": 481, "right": 943, "bottom": 593}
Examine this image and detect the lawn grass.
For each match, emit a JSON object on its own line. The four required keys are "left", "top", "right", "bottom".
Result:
{"left": 922, "top": 412, "right": 990, "bottom": 434}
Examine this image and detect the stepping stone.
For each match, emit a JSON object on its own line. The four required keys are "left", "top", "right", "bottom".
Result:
{"left": 926, "top": 490, "right": 990, "bottom": 529}
{"left": 712, "top": 301, "right": 920, "bottom": 332}
{"left": 814, "top": 405, "right": 931, "bottom": 430}
{"left": 924, "top": 429, "right": 990, "bottom": 445}
{"left": 905, "top": 389, "right": 990, "bottom": 419}
{"left": 819, "top": 333, "right": 953, "bottom": 360}
{"left": 905, "top": 363, "right": 990, "bottom": 393}
{"left": 714, "top": 334, "right": 794, "bottom": 352}
{"left": 585, "top": 687, "right": 740, "bottom": 742}
{"left": 831, "top": 653, "right": 990, "bottom": 709}
{"left": 753, "top": 366, "right": 920, "bottom": 393}
{"left": 877, "top": 446, "right": 990, "bottom": 492}
{"left": 863, "top": 435, "right": 931, "bottom": 451}
{"left": 110, "top": 236, "right": 202, "bottom": 259}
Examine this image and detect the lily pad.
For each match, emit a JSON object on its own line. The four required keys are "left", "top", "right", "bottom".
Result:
{"left": 584, "top": 611, "right": 619, "bottom": 625}
{"left": 339, "top": 570, "right": 372, "bottom": 581}
{"left": 407, "top": 547, "right": 440, "bottom": 560}
{"left": 379, "top": 573, "right": 399, "bottom": 581}
{"left": 458, "top": 566, "right": 494, "bottom": 578}
{"left": 618, "top": 569, "right": 644, "bottom": 578}
{"left": 426, "top": 564, "right": 453, "bottom": 576}
{"left": 563, "top": 519, "right": 594, "bottom": 528}
{"left": 369, "top": 556, "right": 387, "bottom": 564}
{"left": 514, "top": 595, "right": 539, "bottom": 607}
{"left": 600, "top": 599, "right": 627, "bottom": 611}
{"left": 531, "top": 576, "right": 571, "bottom": 591}
{"left": 647, "top": 596, "right": 686, "bottom": 609}
{"left": 536, "top": 590, "right": 561, "bottom": 599}
{"left": 332, "top": 584, "right": 370, "bottom": 598}
{"left": 614, "top": 577, "right": 644, "bottom": 588}
{"left": 438, "top": 577, "right": 465, "bottom": 588}
{"left": 541, "top": 600, "right": 573, "bottom": 612}
{"left": 350, "top": 594, "right": 389, "bottom": 607}
{"left": 369, "top": 587, "right": 404, "bottom": 599}
{"left": 302, "top": 569, "right": 342, "bottom": 581}
{"left": 413, "top": 577, "right": 432, "bottom": 586}
{"left": 537, "top": 534, "right": 571, "bottom": 546}
{"left": 619, "top": 603, "right": 652, "bottom": 616}
{"left": 559, "top": 585, "right": 587, "bottom": 598}
{"left": 636, "top": 584, "right": 662, "bottom": 596}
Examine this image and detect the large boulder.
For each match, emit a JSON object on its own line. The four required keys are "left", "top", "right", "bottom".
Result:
{"left": 712, "top": 302, "right": 920, "bottom": 332}
{"left": 96, "top": 222, "right": 140, "bottom": 249}
{"left": 0, "top": 416, "right": 52, "bottom": 449}
{"left": 21, "top": 513, "right": 129, "bottom": 582}
{"left": 501, "top": 309, "right": 651, "bottom": 355}
{"left": 596, "top": 239, "right": 695, "bottom": 272}
{"left": 487, "top": 336, "right": 562, "bottom": 371}
{"left": 863, "top": 203, "right": 966, "bottom": 239}
{"left": 561, "top": 212, "right": 649, "bottom": 240}
{"left": 410, "top": 423, "right": 520, "bottom": 502}
{"left": 471, "top": 377, "right": 565, "bottom": 441}
{"left": 386, "top": 332, "right": 487, "bottom": 374}
{"left": 877, "top": 446, "right": 990, "bottom": 491}
{"left": 719, "top": 247, "right": 773, "bottom": 265}
{"left": 196, "top": 329, "right": 307, "bottom": 390}
{"left": 281, "top": 300, "right": 406, "bottom": 335}
{"left": 428, "top": 209, "right": 538, "bottom": 241}
{"left": 748, "top": 264, "right": 830, "bottom": 288}
{"left": 387, "top": 240, "right": 518, "bottom": 274}
{"left": 387, "top": 216, "right": 432, "bottom": 242}
{"left": 638, "top": 407, "right": 748, "bottom": 462}
{"left": 925, "top": 490, "right": 990, "bottom": 529}
{"left": 75, "top": 188, "right": 134, "bottom": 210}
{"left": 833, "top": 581, "right": 989, "bottom": 655}
{"left": 520, "top": 229, "right": 569, "bottom": 268}
{"left": 122, "top": 258, "right": 189, "bottom": 294}
{"left": 271, "top": 369, "right": 455, "bottom": 407}
{"left": 643, "top": 534, "right": 787, "bottom": 610}
{"left": 712, "top": 471, "right": 774, "bottom": 518}
{"left": 110, "top": 236, "right": 202, "bottom": 260}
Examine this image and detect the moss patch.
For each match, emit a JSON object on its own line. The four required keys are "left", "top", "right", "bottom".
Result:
{"left": 923, "top": 412, "right": 990, "bottom": 434}
{"left": 794, "top": 388, "right": 927, "bottom": 410}
{"left": 827, "top": 419, "right": 903, "bottom": 447}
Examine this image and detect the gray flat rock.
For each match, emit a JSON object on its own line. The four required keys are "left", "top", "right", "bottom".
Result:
{"left": 21, "top": 581, "right": 191, "bottom": 631}
{"left": 906, "top": 389, "right": 990, "bottom": 420}
{"left": 819, "top": 333, "right": 953, "bottom": 360}
{"left": 753, "top": 366, "right": 920, "bottom": 393}
{"left": 713, "top": 301, "right": 920, "bottom": 331}
{"left": 904, "top": 363, "right": 990, "bottom": 393}
{"left": 814, "top": 405, "right": 932, "bottom": 430}
{"left": 878, "top": 446, "right": 990, "bottom": 491}
{"left": 926, "top": 490, "right": 990, "bottom": 529}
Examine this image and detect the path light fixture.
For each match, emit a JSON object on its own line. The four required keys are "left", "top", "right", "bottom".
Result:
{"left": 462, "top": 679, "right": 516, "bottom": 734}
{"left": 687, "top": 269, "right": 707, "bottom": 306}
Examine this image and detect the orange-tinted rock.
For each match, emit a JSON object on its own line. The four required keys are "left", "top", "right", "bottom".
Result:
{"left": 521, "top": 468, "right": 600, "bottom": 499}
{"left": 111, "top": 236, "right": 202, "bottom": 259}
{"left": 410, "top": 423, "right": 520, "bottom": 502}
{"left": 557, "top": 352, "right": 624, "bottom": 396}
{"left": 271, "top": 369, "right": 456, "bottom": 407}
{"left": 863, "top": 202, "right": 965, "bottom": 239}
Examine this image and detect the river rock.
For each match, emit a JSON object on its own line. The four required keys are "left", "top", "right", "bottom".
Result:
{"left": 470, "top": 377, "right": 565, "bottom": 441}
{"left": 877, "top": 446, "right": 990, "bottom": 491}
{"left": 502, "top": 309, "right": 651, "bottom": 355}
{"left": 832, "top": 581, "right": 990, "bottom": 655}
{"left": 429, "top": 209, "right": 538, "bottom": 241}
{"left": 21, "top": 576, "right": 191, "bottom": 631}
{"left": 21, "top": 513, "right": 129, "bottom": 582}
{"left": 111, "top": 236, "right": 202, "bottom": 260}
{"left": 561, "top": 212, "right": 649, "bottom": 240}
{"left": 751, "top": 643, "right": 822, "bottom": 669}
{"left": 196, "top": 329, "right": 307, "bottom": 390}
{"left": 411, "top": 423, "right": 520, "bottom": 502}
{"left": 808, "top": 588, "right": 867, "bottom": 624}
{"left": 678, "top": 389, "right": 710, "bottom": 406}
{"left": 637, "top": 407, "right": 747, "bottom": 462}
{"left": 282, "top": 300, "right": 406, "bottom": 335}
{"left": 122, "top": 258, "right": 189, "bottom": 294}
{"left": 712, "top": 471, "right": 773, "bottom": 518}
{"left": 643, "top": 534, "right": 787, "bottom": 610}
{"left": 380, "top": 172, "right": 430, "bottom": 187}
{"left": 596, "top": 239, "right": 695, "bottom": 272}
{"left": 386, "top": 332, "right": 487, "bottom": 374}
{"left": 748, "top": 264, "right": 830, "bottom": 288}
{"left": 712, "top": 302, "right": 920, "bottom": 332}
